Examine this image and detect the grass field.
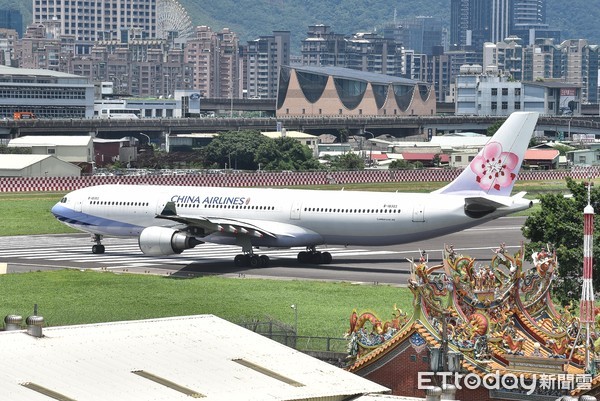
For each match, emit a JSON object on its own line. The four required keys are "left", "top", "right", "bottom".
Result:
{"left": 0, "top": 179, "right": 576, "bottom": 340}
{"left": 0, "top": 270, "right": 413, "bottom": 341}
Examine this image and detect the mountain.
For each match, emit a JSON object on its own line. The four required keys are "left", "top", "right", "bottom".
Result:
{"left": 5, "top": 0, "right": 600, "bottom": 53}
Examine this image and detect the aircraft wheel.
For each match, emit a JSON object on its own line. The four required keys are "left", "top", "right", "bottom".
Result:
{"left": 92, "top": 244, "right": 105, "bottom": 254}
{"left": 234, "top": 254, "right": 246, "bottom": 267}
{"left": 249, "top": 255, "right": 261, "bottom": 268}
{"left": 259, "top": 255, "right": 270, "bottom": 268}
{"left": 297, "top": 251, "right": 309, "bottom": 263}
{"left": 310, "top": 252, "right": 323, "bottom": 264}
{"left": 321, "top": 252, "right": 332, "bottom": 264}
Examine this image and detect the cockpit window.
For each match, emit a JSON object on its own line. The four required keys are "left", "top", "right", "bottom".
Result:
{"left": 61, "top": 197, "right": 67, "bottom": 203}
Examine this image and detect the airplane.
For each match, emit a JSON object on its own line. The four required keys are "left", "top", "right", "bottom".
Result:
{"left": 51, "top": 111, "right": 539, "bottom": 268}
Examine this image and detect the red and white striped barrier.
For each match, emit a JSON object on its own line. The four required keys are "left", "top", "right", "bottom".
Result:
{"left": 1, "top": 167, "right": 600, "bottom": 192}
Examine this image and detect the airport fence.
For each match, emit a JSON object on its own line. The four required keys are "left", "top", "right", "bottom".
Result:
{"left": 2, "top": 166, "right": 600, "bottom": 192}
{"left": 237, "top": 318, "right": 348, "bottom": 357}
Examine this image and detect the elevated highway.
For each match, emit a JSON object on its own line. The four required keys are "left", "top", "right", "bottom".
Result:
{"left": 1, "top": 115, "right": 599, "bottom": 140}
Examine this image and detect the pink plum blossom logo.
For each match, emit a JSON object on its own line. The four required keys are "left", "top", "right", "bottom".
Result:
{"left": 471, "top": 142, "right": 519, "bottom": 191}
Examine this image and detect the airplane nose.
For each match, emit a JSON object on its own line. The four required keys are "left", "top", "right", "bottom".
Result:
{"left": 51, "top": 201, "right": 63, "bottom": 218}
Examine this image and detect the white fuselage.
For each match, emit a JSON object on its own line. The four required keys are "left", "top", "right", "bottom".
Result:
{"left": 52, "top": 184, "right": 530, "bottom": 248}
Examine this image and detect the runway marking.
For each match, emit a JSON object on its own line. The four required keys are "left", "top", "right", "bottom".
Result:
{"left": 0, "top": 242, "right": 400, "bottom": 269}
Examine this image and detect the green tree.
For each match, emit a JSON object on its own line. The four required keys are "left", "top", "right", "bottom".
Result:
{"left": 389, "top": 159, "right": 413, "bottom": 170}
{"left": 203, "top": 130, "right": 270, "bottom": 170}
{"left": 487, "top": 119, "right": 506, "bottom": 137}
{"left": 328, "top": 152, "right": 365, "bottom": 170}
{"left": 255, "top": 137, "right": 321, "bottom": 171}
{"left": 522, "top": 178, "right": 600, "bottom": 305}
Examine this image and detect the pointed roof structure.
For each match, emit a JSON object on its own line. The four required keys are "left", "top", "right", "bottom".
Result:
{"left": 345, "top": 244, "right": 597, "bottom": 400}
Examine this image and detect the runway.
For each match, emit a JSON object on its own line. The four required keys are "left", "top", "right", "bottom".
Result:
{"left": 0, "top": 216, "right": 528, "bottom": 285}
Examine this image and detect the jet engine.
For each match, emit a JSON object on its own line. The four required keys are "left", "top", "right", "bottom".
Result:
{"left": 138, "top": 226, "right": 203, "bottom": 256}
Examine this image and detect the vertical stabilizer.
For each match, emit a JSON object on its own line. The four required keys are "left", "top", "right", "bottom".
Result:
{"left": 434, "top": 112, "right": 539, "bottom": 196}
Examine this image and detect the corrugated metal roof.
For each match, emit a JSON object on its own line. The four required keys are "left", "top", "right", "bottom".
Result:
{"left": 0, "top": 154, "right": 54, "bottom": 169}
{"left": 8, "top": 136, "right": 92, "bottom": 147}
{"left": 525, "top": 149, "right": 560, "bottom": 161}
{"left": 0, "top": 314, "right": 388, "bottom": 401}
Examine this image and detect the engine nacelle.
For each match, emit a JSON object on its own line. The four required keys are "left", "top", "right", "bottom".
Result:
{"left": 138, "top": 226, "right": 203, "bottom": 256}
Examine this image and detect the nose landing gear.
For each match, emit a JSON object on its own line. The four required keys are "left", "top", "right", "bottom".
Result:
{"left": 91, "top": 234, "right": 105, "bottom": 254}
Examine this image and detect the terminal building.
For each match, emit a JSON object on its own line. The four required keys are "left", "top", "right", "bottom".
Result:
{"left": 0, "top": 66, "right": 95, "bottom": 118}
{"left": 276, "top": 66, "right": 436, "bottom": 117}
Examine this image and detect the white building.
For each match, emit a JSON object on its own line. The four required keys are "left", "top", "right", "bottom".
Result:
{"left": 0, "top": 154, "right": 81, "bottom": 176}
{"left": 455, "top": 64, "right": 581, "bottom": 115}
{"left": 8, "top": 135, "right": 93, "bottom": 164}
{"left": 0, "top": 314, "right": 388, "bottom": 400}
{"left": 0, "top": 66, "right": 95, "bottom": 118}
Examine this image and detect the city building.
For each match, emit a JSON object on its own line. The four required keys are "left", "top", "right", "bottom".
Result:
{"left": 482, "top": 37, "right": 524, "bottom": 80}
{"left": 0, "top": 9, "right": 22, "bottom": 38}
{"left": 300, "top": 25, "right": 404, "bottom": 77}
{"left": 245, "top": 31, "right": 290, "bottom": 99}
{"left": 383, "top": 17, "right": 444, "bottom": 56}
{"left": 300, "top": 24, "right": 347, "bottom": 67}
{"left": 560, "top": 39, "right": 599, "bottom": 103}
{"left": 8, "top": 136, "right": 93, "bottom": 166}
{"left": 0, "top": 65, "right": 94, "bottom": 118}
{"left": 0, "top": 28, "right": 17, "bottom": 66}
{"left": 277, "top": 66, "right": 435, "bottom": 117}
{"left": 32, "top": 0, "right": 158, "bottom": 54}
{"left": 184, "top": 26, "right": 240, "bottom": 99}
{"left": 522, "top": 38, "right": 563, "bottom": 82}
{"left": 454, "top": 64, "right": 581, "bottom": 116}
{"left": 261, "top": 129, "right": 319, "bottom": 157}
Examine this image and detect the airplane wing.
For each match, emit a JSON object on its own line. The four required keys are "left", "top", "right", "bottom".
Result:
{"left": 464, "top": 192, "right": 531, "bottom": 215}
{"left": 156, "top": 202, "right": 276, "bottom": 238}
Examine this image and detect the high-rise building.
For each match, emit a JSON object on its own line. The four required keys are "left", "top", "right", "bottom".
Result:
{"left": 0, "top": 9, "right": 22, "bottom": 38}
{"left": 245, "top": 31, "right": 290, "bottom": 99}
{"left": 483, "top": 37, "right": 524, "bottom": 80}
{"left": 301, "top": 25, "right": 346, "bottom": 67}
{"left": 450, "top": 0, "right": 510, "bottom": 51}
{"left": 522, "top": 38, "right": 562, "bottom": 82}
{"left": 301, "top": 25, "right": 404, "bottom": 77}
{"left": 184, "top": 26, "right": 240, "bottom": 99}
{"left": 32, "top": 0, "right": 157, "bottom": 54}
{"left": 383, "top": 17, "right": 444, "bottom": 56}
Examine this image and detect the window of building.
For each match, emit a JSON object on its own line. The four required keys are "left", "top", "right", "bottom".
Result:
{"left": 515, "top": 102, "right": 521, "bottom": 110}
{"left": 502, "top": 88, "right": 508, "bottom": 96}
{"left": 491, "top": 101, "right": 497, "bottom": 110}
{"left": 47, "top": 148, "right": 56, "bottom": 154}
{"left": 502, "top": 101, "right": 508, "bottom": 110}
{"left": 514, "top": 88, "right": 521, "bottom": 96}
{"left": 579, "top": 156, "right": 587, "bottom": 163}
{"left": 491, "top": 88, "right": 498, "bottom": 96}
{"left": 455, "top": 155, "right": 462, "bottom": 162}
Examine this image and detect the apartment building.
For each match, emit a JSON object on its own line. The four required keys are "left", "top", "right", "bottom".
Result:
{"left": 184, "top": 26, "right": 240, "bottom": 99}
{"left": 32, "top": 0, "right": 157, "bottom": 54}
{"left": 245, "top": 31, "right": 290, "bottom": 99}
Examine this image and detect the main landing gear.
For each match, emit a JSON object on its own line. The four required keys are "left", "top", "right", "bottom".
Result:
{"left": 234, "top": 253, "right": 270, "bottom": 268}
{"left": 91, "top": 234, "right": 105, "bottom": 254}
{"left": 297, "top": 246, "right": 332, "bottom": 264}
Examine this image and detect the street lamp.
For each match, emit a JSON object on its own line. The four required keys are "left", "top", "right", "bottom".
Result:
{"left": 363, "top": 130, "right": 375, "bottom": 166}
{"left": 139, "top": 132, "right": 151, "bottom": 147}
